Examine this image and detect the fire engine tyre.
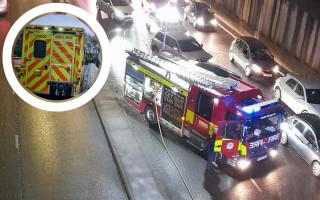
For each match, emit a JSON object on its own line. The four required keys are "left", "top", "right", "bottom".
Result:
{"left": 312, "top": 161, "right": 320, "bottom": 177}
{"left": 274, "top": 87, "right": 281, "bottom": 100}
{"left": 145, "top": 106, "right": 158, "bottom": 127}
{"left": 280, "top": 132, "right": 288, "bottom": 145}
{"left": 245, "top": 66, "right": 251, "bottom": 77}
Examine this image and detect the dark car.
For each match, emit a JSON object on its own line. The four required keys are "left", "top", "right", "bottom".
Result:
{"left": 229, "top": 36, "right": 280, "bottom": 79}
{"left": 151, "top": 30, "right": 214, "bottom": 62}
{"left": 280, "top": 113, "right": 320, "bottom": 177}
{"left": 184, "top": 1, "right": 217, "bottom": 31}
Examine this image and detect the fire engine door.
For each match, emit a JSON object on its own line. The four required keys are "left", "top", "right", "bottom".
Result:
{"left": 192, "top": 91, "right": 214, "bottom": 138}
{"left": 214, "top": 121, "right": 242, "bottom": 159}
{"left": 24, "top": 31, "right": 52, "bottom": 94}
{"left": 50, "top": 34, "right": 76, "bottom": 83}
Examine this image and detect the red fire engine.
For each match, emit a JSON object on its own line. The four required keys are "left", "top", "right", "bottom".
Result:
{"left": 124, "top": 49, "right": 283, "bottom": 170}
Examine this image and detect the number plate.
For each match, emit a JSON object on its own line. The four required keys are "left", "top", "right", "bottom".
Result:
{"left": 263, "top": 74, "right": 272, "bottom": 77}
{"left": 257, "top": 155, "right": 268, "bottom": 161}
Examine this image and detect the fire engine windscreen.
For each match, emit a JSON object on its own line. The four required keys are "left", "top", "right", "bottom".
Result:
{"left": 244, "top": 114, "right": 279, "bottom": 142}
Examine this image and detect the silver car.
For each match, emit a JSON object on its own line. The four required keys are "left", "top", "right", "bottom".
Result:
{"left": 280, "top": 113, "right": 320, "bottom": 177}
{"left": 274, "top": 73, "right": 320, "bottom": 116}
{"left": 229, "top": 36, "right": 280, "bottom": 78}
{"left": 96, "top": 0, "right": 133, "bottom": 22}
{"left": 151, "top": 30, "right": 213, "bottom": 62}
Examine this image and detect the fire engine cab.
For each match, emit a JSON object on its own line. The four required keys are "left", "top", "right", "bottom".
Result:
{"left": 124, "top": 49, "right": 283, "bottom": 170}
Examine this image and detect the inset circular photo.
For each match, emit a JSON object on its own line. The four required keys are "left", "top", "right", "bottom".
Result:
{"left": 3, "top": 3, "right": 111, "bottom": 111}
{"left": 14, "top": 14, "right": 101, "bottom": 100}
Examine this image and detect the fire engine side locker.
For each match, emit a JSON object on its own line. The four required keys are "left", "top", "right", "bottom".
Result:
{"left": 124, "top": 57, "right": 189, "bottom": 135}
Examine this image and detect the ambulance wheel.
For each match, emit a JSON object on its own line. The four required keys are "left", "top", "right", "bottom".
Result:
{"left": 145, "top": 106, "right": 158, "bottom": 128}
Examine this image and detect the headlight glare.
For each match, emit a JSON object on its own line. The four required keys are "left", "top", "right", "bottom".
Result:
{"left": 196, "top": 17, "right": 205, "bottom": 26}
{"left": 273, "top": 65, "right": 279, "bottom": 73}
{"left": 210, "top": 18, "right": 217, "bottom": 26}
{"left": 269, "top": 149, "right": 278, "bottom": 158}
{"left": 238, "top": 159, "right": 251, "bottom": 170}
{"left": 252, "top": 64, "right": 262, "bottom": 73}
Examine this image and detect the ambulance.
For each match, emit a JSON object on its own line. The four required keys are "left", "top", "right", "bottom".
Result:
{"left": 18, "top": 25, "right": 85, "bottom": 99}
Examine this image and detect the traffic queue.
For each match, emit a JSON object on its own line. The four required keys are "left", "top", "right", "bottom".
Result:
{"left": 95, "top": 0, "right": 320, "bottom": 177}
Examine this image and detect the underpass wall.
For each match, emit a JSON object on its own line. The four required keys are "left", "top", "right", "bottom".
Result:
{"left": 212, "top": 0, "right": 320, "bottom": 72}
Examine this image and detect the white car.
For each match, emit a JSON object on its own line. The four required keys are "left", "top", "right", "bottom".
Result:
{"left": 274, "top": 73, "right": 320, "bottom": 115}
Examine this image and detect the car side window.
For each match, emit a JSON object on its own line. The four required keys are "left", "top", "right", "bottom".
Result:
{"left": 235, "top": 39, "right": 243, "bottom": 50}
{"left": 295, "top": 122, "right": 305, "bottom": 134}
{"left": 165, "top": 36, "right": 179, "bottom": 50}
{"left": 286, "top": 78, "right": 297, "bottom": 89}
{"left": 303, "top": 129, "right": 317, "bottom": 148}
{"left": 155, "top": 32, "right": 164, "bottom": 42}
{"left": 196, "top": 92, "right": 213, "bottom": 121}
{"left": 295, "top": 84, "right": 304, "bottom": 97}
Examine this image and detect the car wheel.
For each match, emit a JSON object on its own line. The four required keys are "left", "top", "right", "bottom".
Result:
{"left": 280, "top": 132, "right": 288, "bottom": 145}
{"left": 184, "top": 12, "right": 188, "bottom": 21}
{"left": 229, "top": 52, "right": 234, "bottom": 63}
{"left": 110, "top": 12, "right": 115, "bottom": 20}
{"left": 145, "top": 106, "right": 158, "bottom": 127}
{"left": 274, "top": 87, "right": 281, "bottom": 100}
{"left": 193, "top": 20, "right": 198, "bottom": 29}
{"left": 245, "top": 66, "right": 251, "bottom": 77}
{"left": 312, "top": 161, "right": 320, "bottom": 177}
{"left": 146, "top": 23, "right": 150, "bottom": 32}
{"left": 151, "top": 46, "right": 159, "bottom": 55}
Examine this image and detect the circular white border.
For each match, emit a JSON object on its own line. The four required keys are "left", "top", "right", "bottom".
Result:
{"left": 2, "top": 3, "right": 111, "bottom": 112}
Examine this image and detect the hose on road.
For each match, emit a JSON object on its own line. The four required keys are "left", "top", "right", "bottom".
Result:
{"left": 154, "top": 100, "right": 194, "bottom": 200}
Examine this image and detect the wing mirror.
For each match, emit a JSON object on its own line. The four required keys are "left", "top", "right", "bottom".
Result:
{"left": 200, "top": 43, "right": 204, "bottom": 47}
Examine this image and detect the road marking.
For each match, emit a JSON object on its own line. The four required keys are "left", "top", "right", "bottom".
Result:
{"left": 217, "top": 22, "right": 237, "bottom": 39}
{"left": 15, "top": 134, "right": 20, "bottom": 150}
{"left": 250, "top": 178, "right": 262, "bottom": 192}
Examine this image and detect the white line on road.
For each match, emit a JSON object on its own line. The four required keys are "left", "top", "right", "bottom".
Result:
{"left": 15, "top": 134, "right": 20, "bottom": 150}
{"left": 217, "top": 22, "right": 237, "bottom": 39}
{"left": 250, "top": 178, "right": 262, "bottom": 192}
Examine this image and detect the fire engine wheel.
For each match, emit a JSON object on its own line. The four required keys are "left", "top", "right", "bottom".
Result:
{"left": 245, "top": 66, "right": 251, "bottom": 77}
{"left": 274, "top": 87, "right": 281, "bottom": 100}
{"left": 312, "top": 161, "right": 320, "bottom": 177}
{"left": 280, "top": 132, "right": 288, "bottom": 145}
{"left": 145, "top": 106, "right": 158, "bottom": 127}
